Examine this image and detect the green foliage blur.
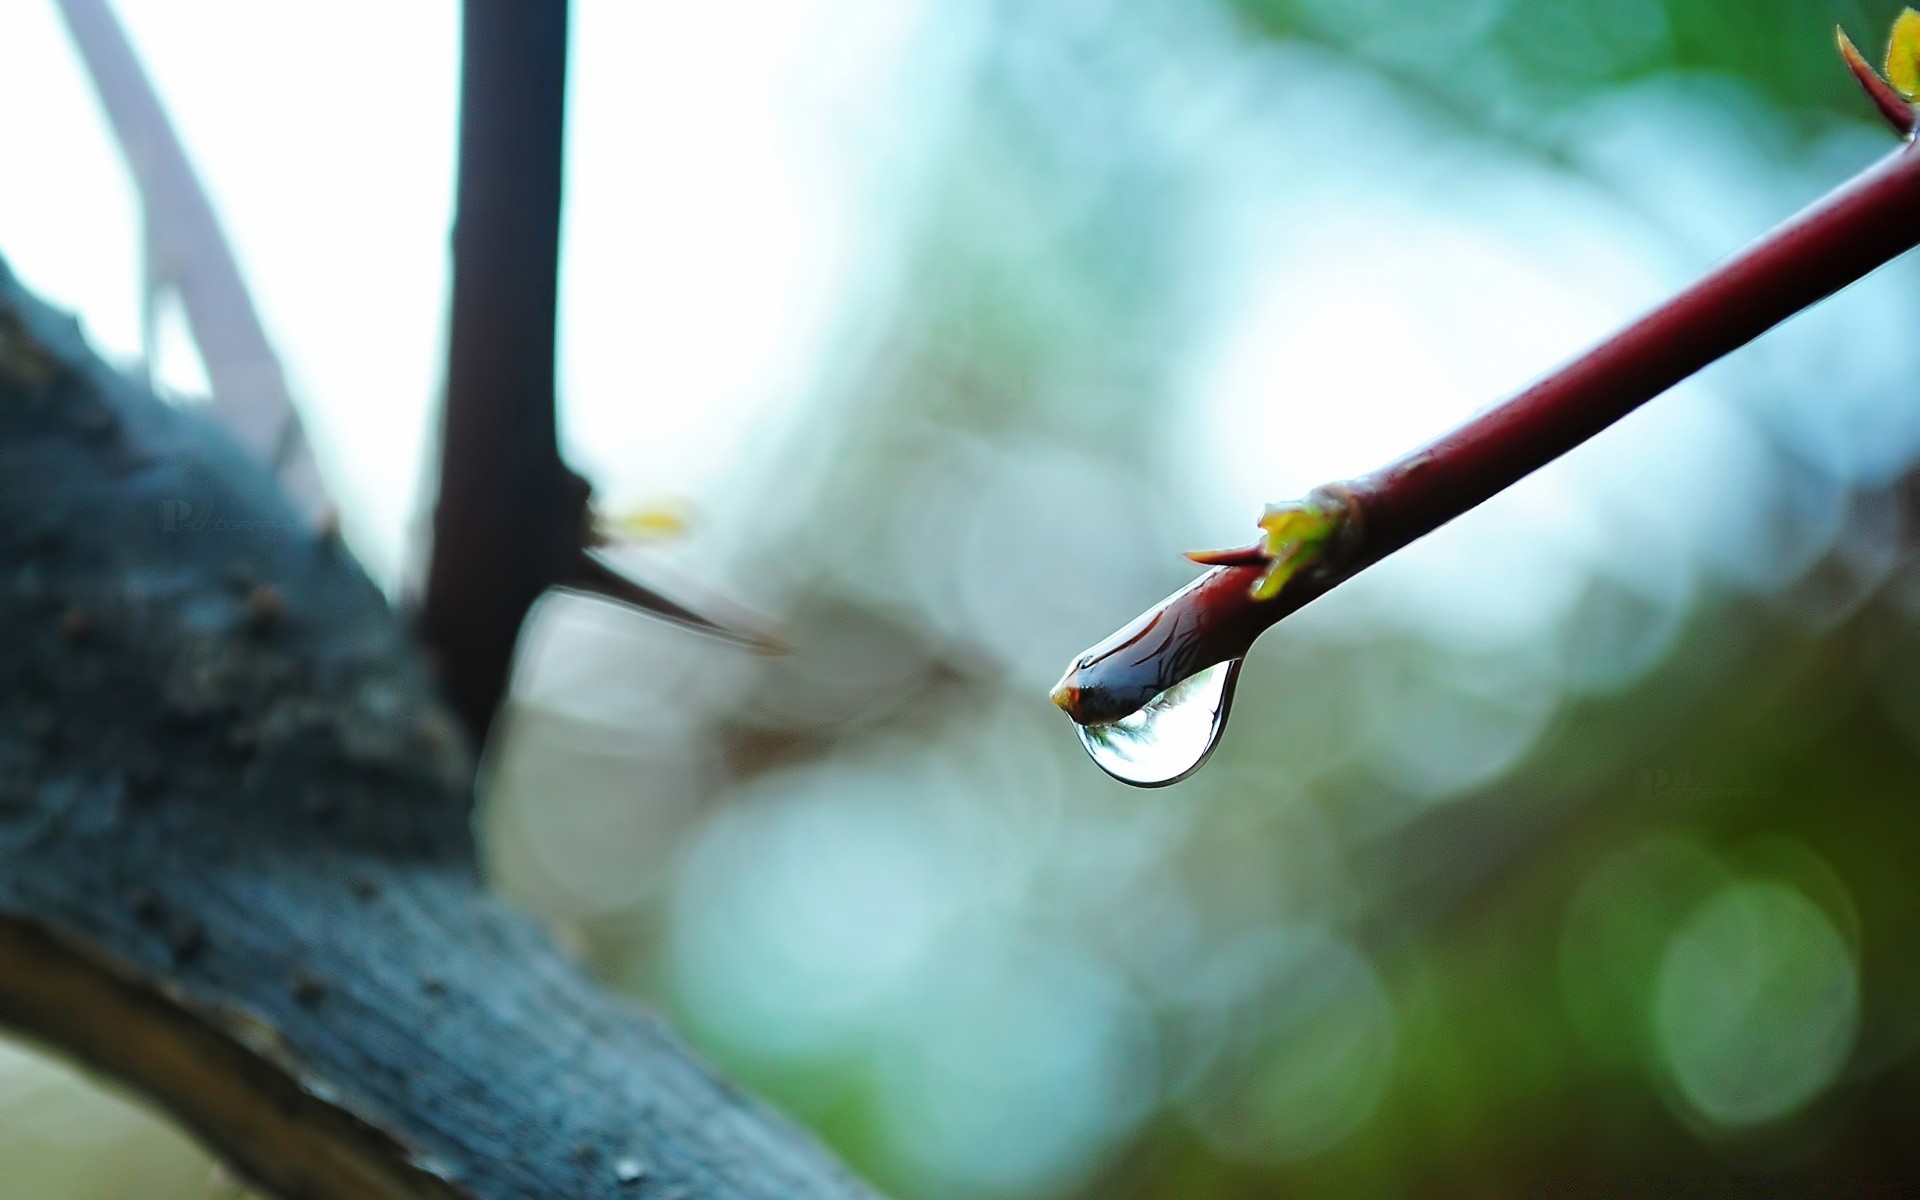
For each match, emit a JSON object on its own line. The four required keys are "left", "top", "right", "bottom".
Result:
{"left": 1233, "top": 0, "right": 1903, "bottom": 117}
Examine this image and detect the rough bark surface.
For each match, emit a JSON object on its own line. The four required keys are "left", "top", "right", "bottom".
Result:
{"left": 0, "top": 259, "right": 878, "bottom": 1200}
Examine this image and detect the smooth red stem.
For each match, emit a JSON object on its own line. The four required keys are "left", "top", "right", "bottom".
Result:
{"left": 1352, "top": 142, "right": 1920, "bottom": 563}
{"left": 1057, "top": 142, "right": 1920, "bottom": 725}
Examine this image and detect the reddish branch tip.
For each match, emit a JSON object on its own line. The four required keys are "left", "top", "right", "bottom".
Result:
{"left": 1838, "top": 26, "right": 1919, "bottom": 137}
{"left": 1057, "top": 127, "right": 1920, "bottom": 729}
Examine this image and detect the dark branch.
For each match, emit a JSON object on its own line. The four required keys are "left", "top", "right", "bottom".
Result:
{"left": 418, "top": 0, "right": 783, "bottom": 744}
{"left": 419, "top": 0, "right": 582, "bottom": 745}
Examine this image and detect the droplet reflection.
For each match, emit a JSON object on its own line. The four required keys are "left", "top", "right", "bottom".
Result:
{"left": 1076, "top": 660, "right": 1242, "bottom": 787}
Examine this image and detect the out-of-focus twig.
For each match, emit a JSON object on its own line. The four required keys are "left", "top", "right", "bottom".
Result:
{"left": 54, "top": 0, "right": 333, "bottom": 529}
{"left": 417, "top": 0, "right": 578, "bottom": 745}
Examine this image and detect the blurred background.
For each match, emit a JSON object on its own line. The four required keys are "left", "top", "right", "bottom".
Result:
{"left": 6, "top": 0, "right": 1920, "bottom": 1195}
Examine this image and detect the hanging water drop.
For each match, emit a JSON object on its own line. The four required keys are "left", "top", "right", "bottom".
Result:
{"left": 1073, "top": 659, "right": 1242, "bottom": 787}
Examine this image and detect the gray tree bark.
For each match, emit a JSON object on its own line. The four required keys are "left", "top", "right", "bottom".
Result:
{"left": 0, "top": 259, "right": 879, "bottom": 1200}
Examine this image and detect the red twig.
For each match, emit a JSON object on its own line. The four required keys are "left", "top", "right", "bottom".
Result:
{"left": 1055, "top": 138, "right": 1920, "bottom": 725}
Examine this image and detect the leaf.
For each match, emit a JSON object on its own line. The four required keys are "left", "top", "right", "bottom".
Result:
{"left": 1886, "top": 8, "right": 1920, "bottom": 98}
{"left": 1249, "top": 503, "right": 1335, "bottom": 600}
{"left": 600, "top": 499, "right": 694, "bottom": 541}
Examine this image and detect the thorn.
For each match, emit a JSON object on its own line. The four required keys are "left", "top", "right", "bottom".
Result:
{"left": 558, "top": 548, "right": 787, "bottom": 654}
{"left": 1838, "top": 26, "right": 1917, "bottom": 137}
{"left": 1184, "top": 545, "right": 1270, "bottom": 568}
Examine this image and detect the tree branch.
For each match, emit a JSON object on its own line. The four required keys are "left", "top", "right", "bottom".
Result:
{"left": 1054, "top": 132, "right": 1920, "bottom": 729}
{"left": 0, "top": 260, "right": 876, "bottom": 1200}
{"left": 418, "top": 0, "right": 773, "bottom": 746}
{"left": 418, "top": 0, "right": 582, "bottom": 745}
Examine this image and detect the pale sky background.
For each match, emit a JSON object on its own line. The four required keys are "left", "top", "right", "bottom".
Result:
{"left": 0, "top": 0, "right": 928, "bottom": 587}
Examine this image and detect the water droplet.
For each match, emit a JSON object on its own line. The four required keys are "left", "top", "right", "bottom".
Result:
{"left": 1074, "top": 660, "right": 1242, "bottom": 787}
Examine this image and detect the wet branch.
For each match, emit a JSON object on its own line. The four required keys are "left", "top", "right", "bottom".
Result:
{"left": 1055, "top": 58, "right": 1920, "bottom": 726}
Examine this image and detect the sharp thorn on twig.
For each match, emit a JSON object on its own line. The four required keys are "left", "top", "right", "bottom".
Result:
{"left": 1838, "top": 26, "right": 1919, "bottom": 137}
{"left": 557, "top": 548, "right": 787, "bottom": 654}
